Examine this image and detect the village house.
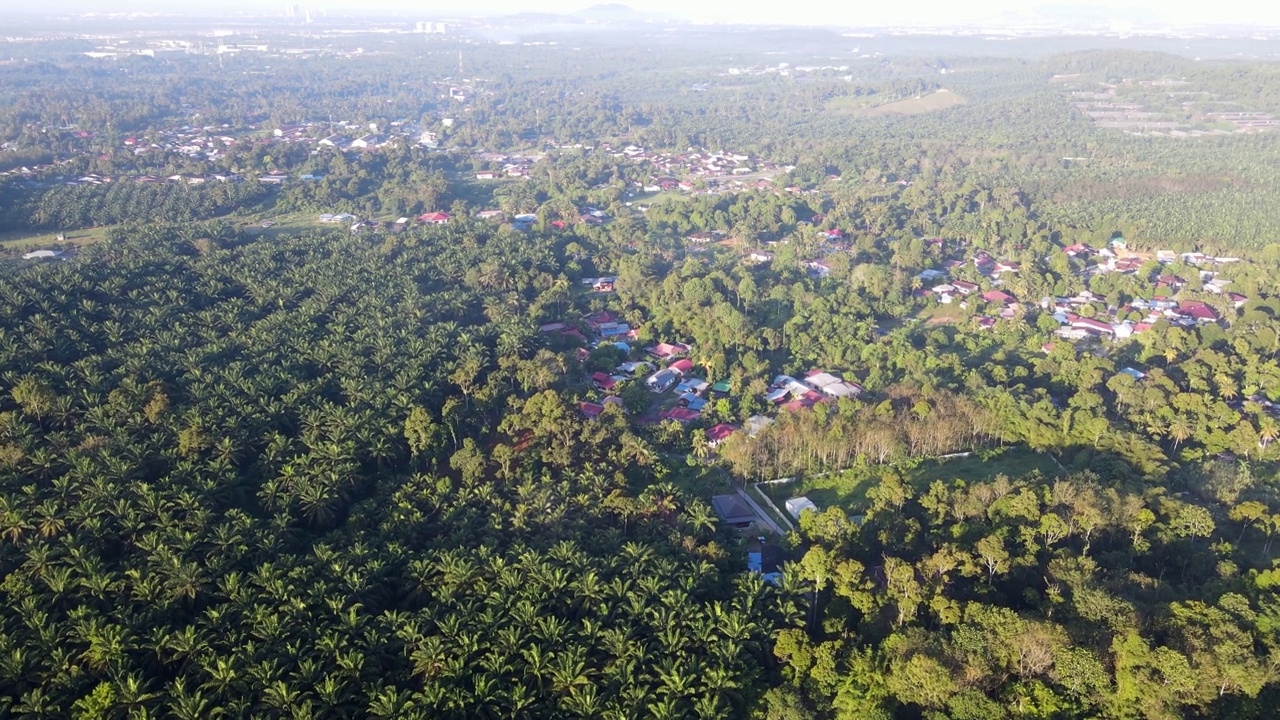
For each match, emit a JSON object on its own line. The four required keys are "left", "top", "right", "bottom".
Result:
{"left": 745, "top": 415, "right": 775, "bottom": 437}
{"left": 659, "top": 407, "right": 700, "bottom": 423}
{"left": 707, "top": 424, "right": 739, "bottom": 447}
{"left": 645, "top": 369, "right": 679, "bottom": 393}
{"left": 318, "top": 213, "right": 358, "bottom": 224}
{"left": 805, "top": 261, "right": 832, "bottom": 279}
{"left": 803, "top": 370, "right": 863, "bottom": 399}
{"left": 617, "top": 360, "right": 653, "bottom": 376}
{"left": 982, "top": 290, "right": 1015, "bottom": 305}
{"left": 417, "top": 212, "right": 451, "bottom": 225}
{"left": 597, "top": 322, "right": 631, "bottom": 340}
{"left": 1070, "top": 316, "right": 1115, "bottom": 336}
{"left": 585, "top": 310, "right": 616, "bottom": 329}
{"left": 679, "top": 393, "right": 709, "bottom": 411}
{"left": 1112, "top": 257, "right": 1143, "bottom": 274}
{"left": 675, "top": 377, "right": 710, "bottom": 396}
{"left": 591, "top": 372, "right": 621, "bottom": 391}
{"left": 1177, "top": 301, "right": 1220, "bottom": 323}
{"left": 647, "top": 342, "right": 689, "bottom": 361}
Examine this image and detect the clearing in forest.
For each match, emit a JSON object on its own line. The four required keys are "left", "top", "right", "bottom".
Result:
{"left": 828, "top": 88, "right": 966, "bottom": 116}
{"left": 761, "top": 446, "right": 1063, "bottom": 515}
{"left": 0, "top": 226, "right": 112, "bottom": 250}
{"left": 866, "top": 89, "right": 966, "bottom": 115}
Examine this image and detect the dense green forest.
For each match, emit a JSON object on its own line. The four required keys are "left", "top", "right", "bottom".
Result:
{"left": 2, "top": 18, "right": 1280, "bottom": 719}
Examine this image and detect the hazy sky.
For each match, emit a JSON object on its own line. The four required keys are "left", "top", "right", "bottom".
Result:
{"left": 19, "top": 0, "right": 1280, "bottom": 27}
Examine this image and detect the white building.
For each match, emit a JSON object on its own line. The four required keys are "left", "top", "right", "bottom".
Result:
{"left": 785, "top": 497, "right": 818, "bottom": 521}
{"left": 804, "top": 372, "right": 863, "bottom": 399}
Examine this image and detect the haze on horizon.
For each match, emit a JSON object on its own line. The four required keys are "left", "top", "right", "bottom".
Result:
{"left": 11, "top": 0, "right": 1280, "bottom": 28}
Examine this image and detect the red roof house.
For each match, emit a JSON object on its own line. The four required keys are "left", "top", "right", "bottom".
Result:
{"left": 648, "top": 343, "right": 686, "bottom": 360}
{"left": 586, "top": 311, "right": 616, "bottom": 328}
{"left": 982, "top": 290, "right": 1014, "bottom": 304}
{"left": 418, "top": 212, "right": 451, "bottom": 224}
{"left": 659, "top": 407, "right": 700, "bottom": 423}
{"left": 1178, "top": 301, "right": 1220, "bottom": 322}
{"left": 707, "top": 423, "right": 738, "bottom": 446}
{"left": 669, "top": 359, "right": 694, "bottom": 375}
{"left": 1071, "top": 318, "right": 1114, "bottom": 335}
{"left": 579, "top": 402, "right": 605, "bottom": 419}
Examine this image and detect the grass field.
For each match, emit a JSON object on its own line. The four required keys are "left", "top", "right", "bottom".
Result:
{"left": 239, "top": 210, "right": 334, "bottom": 239}
{"left": 827, "top": 89, "right": 966, "bottom": 117}
{"left": 918, "top": 302, "right": 966, "bottom": 324}
{"left": 0, "top": 226, "right": 113, "bottom": 250}
{"left": 0, "top": 203, "right": 350, "bottom": 252}
{"left": 634, "top": 190, "right": 691, "bottom": 206}
{"left": 761, "top": 446, "right": 1063, "bottom": 514}
{"left": 867, "top": 89, "right": 966, "bottom": 116}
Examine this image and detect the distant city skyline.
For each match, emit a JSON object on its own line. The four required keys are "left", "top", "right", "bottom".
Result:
{"left": 10, "top": 0, "right": 1280, "bottom": 28}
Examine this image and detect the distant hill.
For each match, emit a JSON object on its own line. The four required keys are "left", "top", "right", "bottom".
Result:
{"left": 502, "top": 12, "right": 584, "bottom": 25}
{"left": 574, "top": 3, "right": 657, "bottom": 22}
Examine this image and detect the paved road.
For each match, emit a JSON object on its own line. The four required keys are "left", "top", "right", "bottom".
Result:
{"left": 735, "top": 487, "right": 786, "bottom": 535}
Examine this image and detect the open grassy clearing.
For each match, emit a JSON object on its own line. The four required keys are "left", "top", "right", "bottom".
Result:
{"left": 0, "top": 225, "right": 113, "bottom": 250}
{"left": 918, "top": 302, "right": 967, "bottom": 324}
{"left": 827, "top": 88, "right": 966, "bottom": 117}
{"left": 867, "top": 89, "right": 965, "bottom": 115}
{"left": 239, "top": 210, "right": 334, "bottom": 239}
{"left": 760, "top": 446, "right": 1064, "bottom": 515}
{"left": 634, "top": 190, "right": 691, "bottom": 205}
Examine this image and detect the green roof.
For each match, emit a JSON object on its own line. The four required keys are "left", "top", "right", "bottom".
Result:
{"left": 712, "top": 381, "right": 731, "bottom": 393}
